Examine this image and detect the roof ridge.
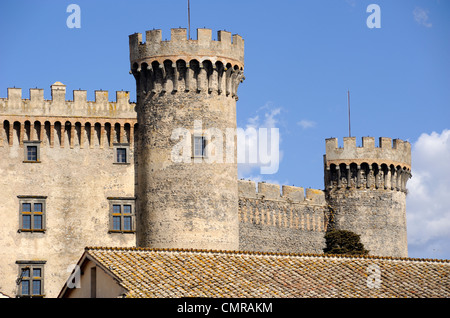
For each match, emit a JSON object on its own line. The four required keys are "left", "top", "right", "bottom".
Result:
{"left": 84, "top": 246, "right": 450, "bottom": 263}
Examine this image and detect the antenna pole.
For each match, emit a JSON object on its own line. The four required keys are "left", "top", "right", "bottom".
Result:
{"left": 188, "top": 0, "right": 191, "bottom": 39}
{"left": 348, "top": 89, "right": 351, "bottom": 137}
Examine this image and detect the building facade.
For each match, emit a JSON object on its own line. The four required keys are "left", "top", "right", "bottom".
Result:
{"left": 0, "top": 28, "right": 411, "bottom": 298}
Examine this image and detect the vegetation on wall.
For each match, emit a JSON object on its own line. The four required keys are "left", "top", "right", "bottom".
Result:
{"left": 323, "top": 230, "right": 369, "bottom": 255}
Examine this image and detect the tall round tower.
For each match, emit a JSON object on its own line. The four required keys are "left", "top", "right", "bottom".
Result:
{"left": 129, "top": 28, "right": 244, "bottom": 250}
{"left": 324, "top": 137, "right": 412, "bottom": 257}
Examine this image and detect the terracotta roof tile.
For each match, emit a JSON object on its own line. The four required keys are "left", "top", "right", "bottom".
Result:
{"left": 84, "top": 247, "right": 450, "bottom": 298}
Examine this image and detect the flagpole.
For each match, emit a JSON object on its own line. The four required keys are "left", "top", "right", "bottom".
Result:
{"left": 348, "top": 89, "right": 351, "bottom": 137}
{"left": 188, "top": 0, "right": 191, "bottom": 39}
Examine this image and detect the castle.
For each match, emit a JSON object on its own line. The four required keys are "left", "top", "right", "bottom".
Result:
{"left": 0, "top": 28, "right": 412, "bottom": 298}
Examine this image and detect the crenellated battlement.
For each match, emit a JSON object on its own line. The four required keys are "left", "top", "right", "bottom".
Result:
{"left": 238, "top": 180, "right": 326, "bottom": 205}
{"left": 129, "top": 28, "right": 245, "bottom": 98}
{"left": 324, "top": 137, "right": 412, "bottom": 192}
{"left": 130, "top": 28, "right": 244, "bottom": 69}
{"left": 0, "top": 82, "right": 137, "bottom": 119}
{"left": 325, "top": 137, "right": 411, "bottom": 169}
{"left": 238, "top": 180, "right": 328, "bottom": 251}
{"left": 0, "top": 82, "right": 137, "bottom": 149}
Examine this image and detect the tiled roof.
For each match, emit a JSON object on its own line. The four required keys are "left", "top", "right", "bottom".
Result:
{"left": 84, "top": 247, "right": 450, "bottom": 298}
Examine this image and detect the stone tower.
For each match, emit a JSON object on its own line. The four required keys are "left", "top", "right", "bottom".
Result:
{"left": 324, "top": 137, "right": 412, "bottom": 257}
{"left": 129, "top": 28, "right": 245, "bottom": 250}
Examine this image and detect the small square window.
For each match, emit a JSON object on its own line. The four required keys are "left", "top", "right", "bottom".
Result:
{"left": 22, "top": 268, "right": 30, "bottom": 278}
{"left": 113, "top": 205, "right": 121, "bottom": 214}
{"left": 22, "top": 203, "right": 31, "bottom": 213}
{"left": 34, "top": 203, "right": 42, "bottom": 213}
{"left": 33, "top": 268, "right": 41, "bottom": 277}
{"left": 113, "top": 143, "right": 130, "bottom": 164}
{"left": 23, "top": 141, "right": 41, "bottom": 163}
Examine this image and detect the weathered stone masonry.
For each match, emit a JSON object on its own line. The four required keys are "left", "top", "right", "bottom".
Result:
{"left": 238, "top": 180, "right": 327, "bottom": 254}
{"left": 130, "top": 28, "right": 245, "bottom": 251}
{"left": 0, "top": 27, "right": 412, "bottom": 298}
{"left": 324, "top": 137, "right": 411, "bottom": 257}
{"left": 0, "top": 83, "right": 137, "bottom": 297}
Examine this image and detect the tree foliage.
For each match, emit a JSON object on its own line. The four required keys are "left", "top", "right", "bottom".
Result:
{"left": 323, "top": 230, "right": 369, "bottom": 255}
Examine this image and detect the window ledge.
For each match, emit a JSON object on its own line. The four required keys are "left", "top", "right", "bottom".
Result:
{"left": 113, "top": 162, "right": 130, "bottom": 165}
{"left": 18, "top": 229, "right": 46, "bottom": 233}
{"left": 23, "top": 160, "right": 41, "bottom": 164}
{"left": 108, "top": 230, "right": 135, "bottom": 234}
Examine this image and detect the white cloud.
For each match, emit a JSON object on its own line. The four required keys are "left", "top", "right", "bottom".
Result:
{"left": 297, "top": 119, "right": 317, "bottom": 130}
{"left": 241, "top": 175, "right": 287, "bottom": 187}
{"left": 263, "top": 108, "right": 281, "bottom": 129}
{"left": 247, "top": 104, "right": 281, "bottom": 129}
{"left": 413, "top": 7, "right": 432, "bottom": 28}
{"left": 237, "top": 104, "right": 283, "bottom": 178}
{"left": 407, "top": 129, "right": 450, "bottom": 259}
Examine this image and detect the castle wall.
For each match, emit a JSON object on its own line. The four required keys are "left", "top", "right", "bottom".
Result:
{"left": 0, "top": 85, "right": 137, "bottom": 298}
{"left": 131, "top": 28, "right": 245, "bottom": 251}
{"left": 324, "top": 137, "right": 411, "bottom": 257}
{"left": 238, "top": 180, "right": 327, "bottom": 254}
{"left": 135, "top": 92, "right": 241, "bottom": 250}
{"left": 0, "top": 24, "right": 414, "bottom": 298}
{"left": 0, "top": 83, "right": 136, "bottom": 119}
{"left": 326, "top": 189, "right": 407, "bottom": 257}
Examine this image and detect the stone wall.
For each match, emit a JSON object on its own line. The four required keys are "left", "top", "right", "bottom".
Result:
{"left": 238, "top": 180, "right": 328, "bottom": 254}
{"left": 324, "top": 137, "right": 411, "bottom": 257}
{"left": 0, "top": 82, "right": 136, "bottom": 119}
{"left": 131, "top": 28, "right": 245, "bottom": 251}
{"left": 326, "top": 189, "right": 408, "bottom": 257}
{"left": 0, "top": 86, "right": 137, "bottom": 298}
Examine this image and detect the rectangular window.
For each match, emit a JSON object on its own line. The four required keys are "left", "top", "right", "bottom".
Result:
{"left": 18, "top": 196, "right": 47, "bottom": 232}
{"left": 27, "top": 146, "right": 37, "bottom": 161}
{"left": 23, "top": 141, "right": 41, "bottom": 163}
{"left": 123, "top": 216, "right": 132, "bottom": 231}
{"left": 193, "top": 136, "right": 206, "bottom": 157}
{"left": 33, "top": 280, "right": 41, "bottom": 296}
{"left": 117, "top": 148, "right": 127, "bottom": 163}
{"left": 113, "top": 143, "right": 130, "bottom": 164}
{"left": 34, "top": 203, "right": 42, "bottom": 212}
{"left": 113, "top": 216, "right": 121, "bottom": 231}
{"left": 34, "top": 215, "right": 42, "bottom": 229}
{"left": 22, "top": 215, "right": 31, "bottom": 230}
{"left": 113, "top": 204, "right": 121, "bottom": 214}
{"left": 108, "top": 198, "right": 136, "bottom": 233}
{"left": 16, "top": 261, "right": 45, "bottom": 298}
{"left": 22, "top": 280, "right": 30, "bottom": 296}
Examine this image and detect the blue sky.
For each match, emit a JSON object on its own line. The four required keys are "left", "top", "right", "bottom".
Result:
{"left": 1, "top": 0, "right": 449, "bottom": 259}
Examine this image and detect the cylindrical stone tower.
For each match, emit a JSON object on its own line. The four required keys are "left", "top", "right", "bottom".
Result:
{"left": 324, "top": 137, "right": 412, "bottom": 257}
{"left": 129, "top": 28, "right": 244, "bottom": 250}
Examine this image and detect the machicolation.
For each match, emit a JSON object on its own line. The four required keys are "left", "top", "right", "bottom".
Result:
{"left": 130, "top": 28, "right": 244, "bottom": 99}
